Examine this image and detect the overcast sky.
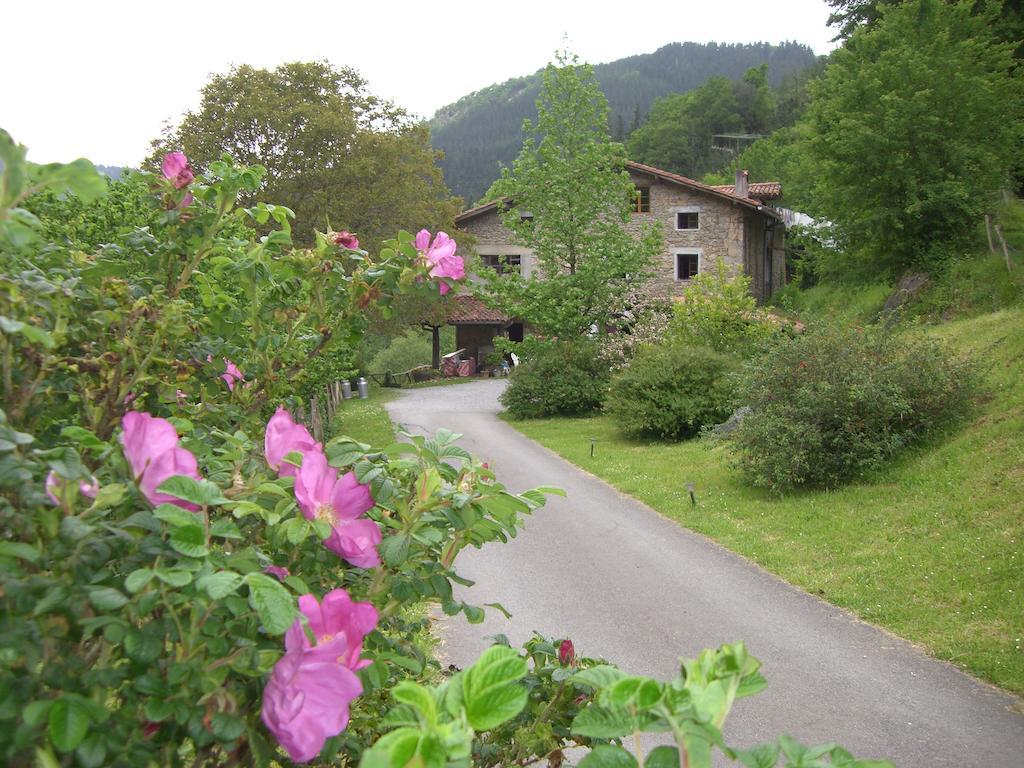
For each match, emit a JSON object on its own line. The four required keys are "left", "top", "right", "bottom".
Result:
{"left": 2, "top": 0, "right": 837, "bottom": 167}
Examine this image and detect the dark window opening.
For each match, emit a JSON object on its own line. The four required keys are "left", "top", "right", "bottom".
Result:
{"left": 481, "top": 254, "right": 521, "bottom": 275}
{"left": 676, "top": 252, "right": 699, "bottom": 280}
{"left": 508, "top": 322, "right": 524, "bottom": 342}
{"left": 676, "top": 211, "right": 699, "bottom": 230}
{"left": 632, "top": 186, "right": 650, "bottom": 213}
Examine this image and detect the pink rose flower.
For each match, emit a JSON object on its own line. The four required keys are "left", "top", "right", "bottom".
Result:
{"left": 161, "top": 152, "right": 194, "bottom": 189}
{"left": 559, "top": 638, "right": 575, "bottom": 667}
{"left": 264, "top": 408, "right": 320, "bottom": 478}
{"left": 285, "top": 589, "right": 378, "bottom": 665}
{"left": 120, "top": 412, "right": 202, "bottom": 511}
{"left": 415, "top": 229, "right": 465, "bottom": 295}
{"left": 332, "top": 231, "right": 359, "bottom": 250}
{"left": 261, "top": 589, "right": 377, "bottom": 763}
{"left": 45, "top": 471, "right": 99, "bottom": 508}
{"left": 207, "top": 355, "right": 244, "bottom": 391}
{"left": 260, "top": 643, "right": 364, "bottom": 763}
{"left": 264, "top": 565, "right": 290, "bottom": 581}
{"left": 293, "top": 449, "right": 380, "bottom": 568}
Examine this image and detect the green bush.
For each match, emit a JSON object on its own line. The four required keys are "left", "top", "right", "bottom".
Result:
{"left": 500, "top": 340, "right": 609, "bottom": 418}
{"left": 729, "top": 324, "right": 978, "bottom": 490}
{"left": 605, "top": 344, "right": 737, "bottom": 439}
{"left": 368, "top": 327, "right": 454, "bottom": 375}
{"left": 295, "top": 340, "right": 358, "bottom": 402}
{"left": 670, "top": 260, "right": 782, "bottom": 357}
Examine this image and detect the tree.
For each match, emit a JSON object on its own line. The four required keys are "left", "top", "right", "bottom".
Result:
{"left": 149, "top": 61, "right": 460, "bottom": 250}
{"left": 826, "top": 0, "right": 1023, "bottom": 57}
{"left": 628, "top": 66, "right": 783, "bottom": 179}
{"left": 485, "top": 51, "right": 661, "bottom": 337}
{"left": 803, "top": 0, "right": 1022, "bottom": 275}
{"left": 628, "top": 77, "right": 742, "bottom": 178}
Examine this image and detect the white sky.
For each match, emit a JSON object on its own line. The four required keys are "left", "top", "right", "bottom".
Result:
{"left": 2, "top": 0, "right": 837, "bottom": 167}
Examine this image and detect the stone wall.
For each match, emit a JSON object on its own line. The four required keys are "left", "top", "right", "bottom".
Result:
{"left": 456, "top": 209, "right": 536, "bottom": 278}
{"left": 624, "top": 170, "right": 748, "bottom": 297}
{"left": 456, "top": 172, "right": 783, "bottom": 301}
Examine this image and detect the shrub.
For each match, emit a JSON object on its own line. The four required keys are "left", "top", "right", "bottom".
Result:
{"left": 729, "top": 324, "right": 978, "bottom": 490}
{"left": 368, "top": 327, "right": 454, "bottom": 375}
{"left": 670, "top": 260, "right": 782, "bottom": 357}
{"left": 605, "top": 343, "right": 737, "bottom": 439}
{"left": 500, "top": 340, "right": 609, "bottom": 418}
{"left": 295, "top": 340, "right": 358, "bottom": 402}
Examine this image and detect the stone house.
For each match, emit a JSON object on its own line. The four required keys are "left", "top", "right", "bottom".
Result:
{"left": 447, "top": 160, "right": 786, "bottom": 365}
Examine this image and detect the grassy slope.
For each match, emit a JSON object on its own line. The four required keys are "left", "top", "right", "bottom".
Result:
{"left": 506, "top": 308, "right": 1024, "bottom": 694}
{"left": 331, "top": 387, "right": 397, "bottom": 446}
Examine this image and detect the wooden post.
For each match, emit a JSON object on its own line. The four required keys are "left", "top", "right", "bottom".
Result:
{"left": 310, "top": 396, "right": 323, "bottom": 444}
{"left": 985, "top": 214, "right": 996, "bottom": 254}
{"left": 994, "top": 224, "right": 1013, "bottom": 271}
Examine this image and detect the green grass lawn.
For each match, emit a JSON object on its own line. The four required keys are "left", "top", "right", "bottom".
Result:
{"left": 331, "top": 387, "right": 398, "bottom": 446}
{"left": 505, "top": 308, "right": 1024, "bottom": 695}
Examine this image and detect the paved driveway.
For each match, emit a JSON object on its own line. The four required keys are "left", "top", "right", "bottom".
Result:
{"left": 385, "top": 380, "right": 1023, "bottom": 767}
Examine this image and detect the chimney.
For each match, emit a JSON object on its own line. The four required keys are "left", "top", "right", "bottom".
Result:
{"left": 734, "top": 169, "right": 749, "bottom": 199}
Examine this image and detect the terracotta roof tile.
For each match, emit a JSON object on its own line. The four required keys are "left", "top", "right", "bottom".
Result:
{"left": 710, "top": 181, "right": 782, "bottom": 200}
{"left": 446, "top": 295, "right": 511, "bottom": 324}
{"left": 455, "top": 162, "right": 782, "bottom": 222}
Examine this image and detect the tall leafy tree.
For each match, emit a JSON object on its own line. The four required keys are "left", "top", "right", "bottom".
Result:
{"left": 485, "top": 51, "right": 661, "bottom": 337}
{"left": 149, "top": 62, "right": 460, "bottom": 249}
{"left": 804, "top": 0, "right": 1022, "bottom": 275}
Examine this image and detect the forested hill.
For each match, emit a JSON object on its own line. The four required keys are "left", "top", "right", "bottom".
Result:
{"left": 430, "top": 41, "right": 819, "bottom": 203}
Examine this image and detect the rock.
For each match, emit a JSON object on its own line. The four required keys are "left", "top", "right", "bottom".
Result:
{"left": 883, "top": 272, "right": 931, "bottom": 313}
{"left": 711, "top": 406, "right": 751, "bottom": 438}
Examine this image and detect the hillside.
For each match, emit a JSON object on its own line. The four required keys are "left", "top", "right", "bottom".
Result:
{"left": 429, "top": 41, "right": 819, "bottom": 203}
{"left": 508, "top": 295, "right": 1024, "bottom": 694}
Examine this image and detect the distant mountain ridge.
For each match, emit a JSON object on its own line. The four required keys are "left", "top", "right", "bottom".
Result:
{"left": 429, "top": 41, "right": 819, "bottom": 203}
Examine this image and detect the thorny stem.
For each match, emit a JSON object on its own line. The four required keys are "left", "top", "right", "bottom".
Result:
{"left": 171, "top": 196, "right": 231, "bottom": 297}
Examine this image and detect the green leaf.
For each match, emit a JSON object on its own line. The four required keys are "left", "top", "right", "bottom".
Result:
{"left": 608, "top": 677, "right": 662, "bottom": 710}
{"left": 255, "top": 482, "right": 290, "bottom": 498}
{"left": 87, "top": 587, "right": 129, "bottom": 612}
{"left": 0, "top": 541, "right": 41, "bottom": 563}
{"left": 154, "top": 567, "right": 193, "bottom": 587}
{"left": 74, "top": 732, "right": 107, "bottom": 768}
{"left": 578, "top": 745, "right": 639, "bottom": 768}
{"left": 153, "top": 504, "right": 200, "bottom": 528}
{"left": 170, "top": 525, "right": 209, "bottom": 557}
{"left": 736, "top": 671, "right": 768, "bottom": 700}
{"left": 124, "top": 569, "right": 155, "bottom": 593}
{"left": 197, "top": 571, "right": 243, "bottom": 600}
{"left": 391, "top": 681, "right": 437, "bottom": 726}
{"left": 211, "top": 712, "right": 246, "bottom": 742}
{"left": 34, "top": 747, "right": 60, "bottom": 768}
{"left": 573, "top": 664, "right": 627, "bottom": 690}
{"left": 60, "top": 426, "right": 106, "bottom": 453}
{"left": 144, "top": 698, "right": 174, "bottom": 722}
{"left": 210, "top": 518, "right": 242, "bottom": 539}
{"left": 360, "top": 728, "right": 422, "bottom": 768}
{"left": 461, "top": 644, "right": 528, "bottom": 731}
{"left": 736, "top": 743, "right": 780, "bottom": 768}
{"left": 571, "top": 704, "right": 634, "bottom": 739}
{"left": 645, "top": 746, "right": 681, "bottom": 768}
{"left": 245, "top": 573, "right": 297, "bottom": 635}
{"left": 155, "top": 476, "right": 226, "bottom": 506}
{"left": 49, "top": 698, "right": 89, "bottom": 752}
{"left": 379, "top": 533, "right": 411, "bottom": 567}
{"left": 23, "top": 700, "right": 53, "bottom": 726}
{"left": 125, "top": 630, "right": 162, "bottom": 664}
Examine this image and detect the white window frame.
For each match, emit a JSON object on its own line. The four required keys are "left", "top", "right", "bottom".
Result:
{"left": 673, "top": 248, "right": 702, "bottom": 281}
{"left": 673, "top": 206, "right": 701, "bottom": 231}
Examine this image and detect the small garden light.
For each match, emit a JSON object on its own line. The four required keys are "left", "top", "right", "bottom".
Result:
{"left": 686, "top": 482, "right": 697, "bottom": 507}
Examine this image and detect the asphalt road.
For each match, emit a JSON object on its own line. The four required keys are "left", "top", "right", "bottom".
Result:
{"left": 385, "top": 379, "right": 1024, "bottom": 768}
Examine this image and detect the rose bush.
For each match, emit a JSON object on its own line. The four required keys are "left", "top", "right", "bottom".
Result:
{"left": 0, "top": 129, "right": 892, "bottom": 767}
